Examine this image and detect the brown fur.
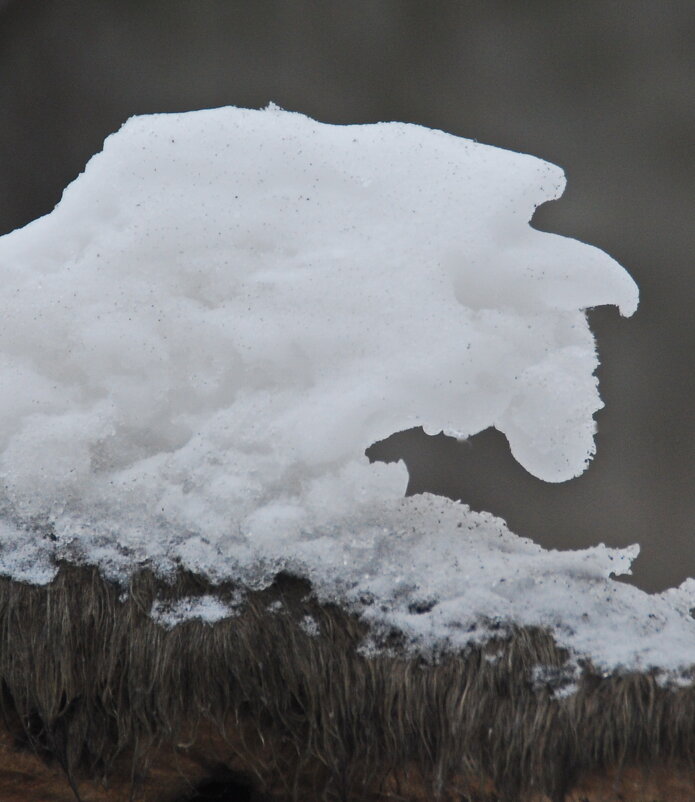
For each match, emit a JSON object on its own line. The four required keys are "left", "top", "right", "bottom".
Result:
{"left": 0, "top": 564, "right": 692, "bottom": 801}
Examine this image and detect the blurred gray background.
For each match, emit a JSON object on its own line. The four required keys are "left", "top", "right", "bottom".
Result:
{"left": 0, "top": 1, "right": 692, "bottom": 592}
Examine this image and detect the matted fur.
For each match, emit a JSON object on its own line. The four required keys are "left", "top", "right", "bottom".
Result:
{"left": 0, "top": 564, "right": 692, "bottom": 801}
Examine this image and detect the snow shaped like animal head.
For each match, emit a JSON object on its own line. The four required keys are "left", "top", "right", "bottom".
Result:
{"left": 0, "top": 105, "right": 637, "bottom": 550}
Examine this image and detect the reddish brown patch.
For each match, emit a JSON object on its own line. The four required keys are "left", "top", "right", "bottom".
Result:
{"left": 2, "top": 720, "right": 692, "bottom": 802}
{"left": 563, "top": 764, "right": 695, "bottom": 802}
{"left": 0, "top": 727, "right": 210, "bottom": 801}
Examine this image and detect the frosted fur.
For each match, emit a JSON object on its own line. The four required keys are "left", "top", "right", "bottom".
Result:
{"left": 150, "top": 594, "right": 244, "bottom": 629}
{"left": 0, "top": 106, "right": 689, "bottom": 674}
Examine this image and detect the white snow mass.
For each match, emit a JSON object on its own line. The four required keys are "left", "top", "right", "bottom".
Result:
{"left": 0, "top": 104, "right": 691, "bottom": 675}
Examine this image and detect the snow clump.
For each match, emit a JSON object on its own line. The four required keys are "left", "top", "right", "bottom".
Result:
{"left": 0, "top": 104, "right": 690, "bottom": 676}
{"left": 0, "top": 104, "right": 636, "bottom": 549}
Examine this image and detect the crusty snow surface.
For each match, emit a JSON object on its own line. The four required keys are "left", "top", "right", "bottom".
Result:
{"left": 0, "top": 105, "right": 692, "bottom": 677}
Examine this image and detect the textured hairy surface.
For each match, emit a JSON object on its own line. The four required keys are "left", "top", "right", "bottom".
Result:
{"left": 0, "top": 565, "right": 692, "bottom": 801}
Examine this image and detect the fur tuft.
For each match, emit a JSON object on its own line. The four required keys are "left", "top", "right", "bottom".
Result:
{"left": 0, "top": 565, "right": 692, "bottom": 801}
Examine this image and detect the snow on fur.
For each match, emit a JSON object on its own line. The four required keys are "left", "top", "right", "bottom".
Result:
{"left": 0, "top": 105, "right": 690, "bottom": 676}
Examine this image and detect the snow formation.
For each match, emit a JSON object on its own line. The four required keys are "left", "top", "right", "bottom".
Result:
{"left": 0, "top": 105, "right": 692, "bottom": 675}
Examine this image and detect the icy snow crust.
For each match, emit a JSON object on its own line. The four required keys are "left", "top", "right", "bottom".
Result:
{"left": 0, "top": 105, "right": 691, "bottom": 674}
